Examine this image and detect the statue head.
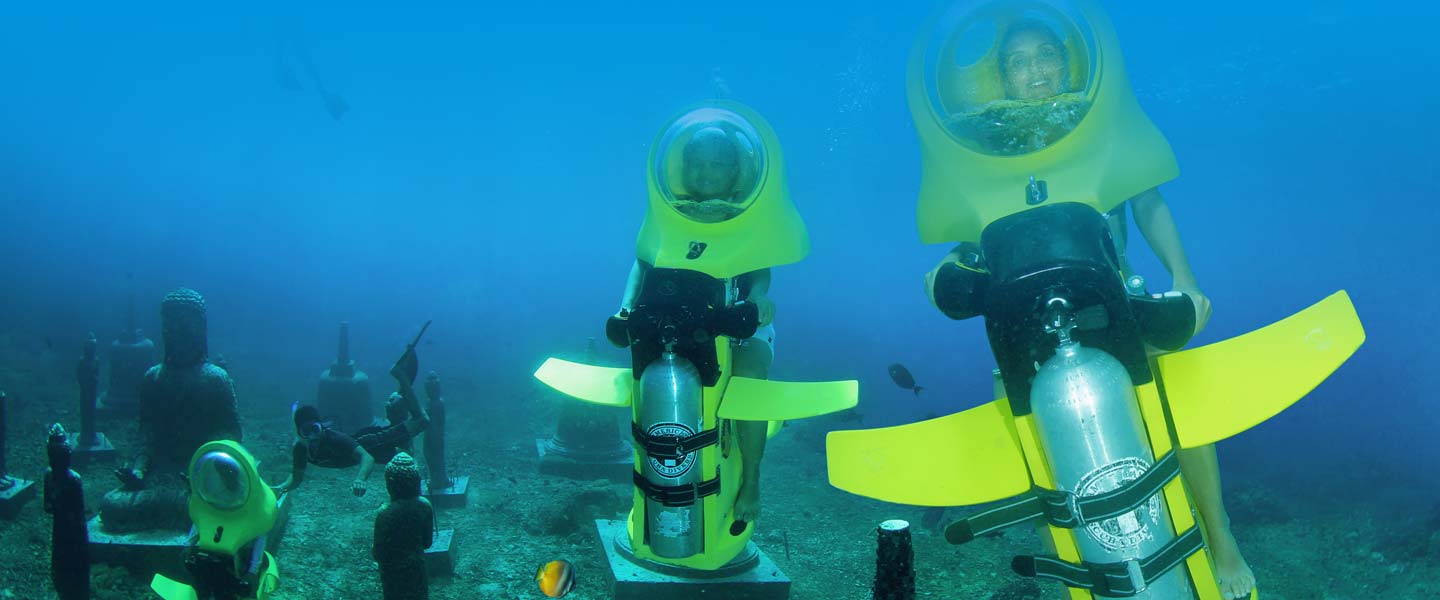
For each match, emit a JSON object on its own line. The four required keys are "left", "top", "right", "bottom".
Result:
{"left": 384, "top": 452, "right": 422, "bottom": 500}
{"left": 424, "top": 371, "right": 442, "bottom": 401}
{"left": 160, "top": 288, "right": 208, "bottom": 368}
{"left": 47, "top": 423, "right": 72, "bottom": 470}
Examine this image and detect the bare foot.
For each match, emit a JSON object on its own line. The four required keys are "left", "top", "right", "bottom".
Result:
{"left": 1209, "top": 528, "right": 1256, "bottom": 599}
{"left": 733, "top": 479, "right": 761, "bottom": 523}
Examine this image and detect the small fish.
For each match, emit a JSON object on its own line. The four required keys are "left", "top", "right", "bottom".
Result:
{"left": 536, "top": 559, "right": 575, "bottom": 598}
{"left": 888, "top": 363, "right": 924, "bottom": 396}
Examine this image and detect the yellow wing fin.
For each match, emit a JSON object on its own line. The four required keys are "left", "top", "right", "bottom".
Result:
{"left": 533, "top": 358, "right": 633, "bottom": 408}
{"left": 717, "top": 377, "right": 858, "bottom": 420}
{"left": 1159, "top": 290, "right": 1364, "bottom": 448}
{"left": 826, "top": 399, "right": 1031, "bottom": 506}
{"left": 150, "top": 575, "right": 200, "bottom": 600}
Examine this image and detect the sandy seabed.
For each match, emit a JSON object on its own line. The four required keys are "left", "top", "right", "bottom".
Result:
{"left": 0, "top": 354, "right": 1436, "bottom": 600}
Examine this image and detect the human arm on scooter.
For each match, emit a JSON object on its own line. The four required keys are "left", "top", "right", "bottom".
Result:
{"left": 1130, "top": 188, "right": 1211, "bottom": 334}
{"left": 740, "top": 269, "right": 774, "bottom": 326}
{"left": 608, "top": 260, "right": 649, "bottom": 347}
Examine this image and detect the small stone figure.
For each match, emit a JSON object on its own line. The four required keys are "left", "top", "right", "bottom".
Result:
{"left": 100, "top": 288, "right": 242, "bottom": 532}
{"left": 421, "top": 371, "right": 450, "bottom": 490}
{"left": 45, "top": 423, "right": 90, "bottom": 600}
{"left": 374, "top": 452, "right": 434, "bottom": 600}
{"left": 78, "top": 334, "right": 100, "bottom": 446}
{"left": 72, "top": 333, "right": 116, "bottom": 463}
{"left": 105, "top": 290, "right": 156, "bottom": 414}
{"left": 318, "top": 321, "right": 372, "bottom": 432}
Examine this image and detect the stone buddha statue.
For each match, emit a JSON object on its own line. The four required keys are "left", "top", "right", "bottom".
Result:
{"left": 99, "top": 288, "right": 242, "bottom": 532}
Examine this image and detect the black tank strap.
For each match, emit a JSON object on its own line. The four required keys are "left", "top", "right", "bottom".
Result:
{"left": 632, "top": 422, "right": 719, "bottom": 460}
{"left": 946, "top": 451, "right": 1181, "bottom": 544}
{"left": 632, "top": 471, "right": 722, "bottom": 507}
{"left": 1011, "top": 525, "right": 1206, "bottom": 597}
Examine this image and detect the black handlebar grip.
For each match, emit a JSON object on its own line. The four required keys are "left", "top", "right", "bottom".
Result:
{"left": 605, "top": 314, "right": 631, "bottom": 348}
{"left": 714, "top": 302, "right": 760, "bottom": 340}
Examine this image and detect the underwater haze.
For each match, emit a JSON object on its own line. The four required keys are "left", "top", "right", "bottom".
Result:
{"left": 2, "top": 0, "right": 1438, "bottom": 598}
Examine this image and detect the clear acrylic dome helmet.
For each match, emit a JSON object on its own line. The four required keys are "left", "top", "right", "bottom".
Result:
{"left": 651, "top": 107, "right": 766, "bottom": 224}
{"left": 636, "top": 100, "right": 810, "bottom": 279}
{"left": 925, "top": 0, "right": 1098, "bottom": 156}
{"left": 906, "top": 0, "right": 1179, "bottom": 245}
{"left": 192, "top": 449, "right": 250, "bottom": 510}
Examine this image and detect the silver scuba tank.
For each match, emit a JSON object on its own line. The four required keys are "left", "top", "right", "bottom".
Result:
{"left": 1030, "top": 336, "right": 1193, "bottom": 599}
{"left": 637, "top": 350, "right": 707, "bottom": 558}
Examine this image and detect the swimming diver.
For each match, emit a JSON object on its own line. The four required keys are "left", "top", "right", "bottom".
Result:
{"left": 924, "top": 18, "right": 1251, "bottom": 598}
{"left": 275, "top": 36, "right": 350, "bottom": 121}
{"left": 275, "top": 324, "right": 431, "bottom": 497}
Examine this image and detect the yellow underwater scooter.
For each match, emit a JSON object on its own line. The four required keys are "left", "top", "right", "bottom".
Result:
{"left": 150, "top": 440, "right": 280, "bottom": 600}
{"left": 535, "top": 100, "right": 858, "bottom": 571}
{"left": 827, "top": 1, "right": 1365, "bottom": 598}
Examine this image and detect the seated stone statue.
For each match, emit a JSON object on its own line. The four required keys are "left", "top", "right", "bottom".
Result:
{"left": 100, "top": 288, "right": 242, "bottom": 533}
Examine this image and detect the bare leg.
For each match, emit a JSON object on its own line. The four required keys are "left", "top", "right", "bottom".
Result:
{"left": 1179, "top": 444, "right": 1255, "bottom": 599}
{"left": 731, "top": 339, "right": 772, "bottom": 523}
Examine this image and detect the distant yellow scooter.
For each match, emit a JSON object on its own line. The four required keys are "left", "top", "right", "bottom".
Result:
{"left": 535, "top": 100, "right": 858, "bottom": 572}
{"left": 150, "top": 440, "right": 280, "bottom": 600}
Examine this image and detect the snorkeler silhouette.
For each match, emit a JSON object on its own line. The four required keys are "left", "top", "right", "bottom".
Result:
{"left": 275, "top": 37, "right": 350, "bottom": 121}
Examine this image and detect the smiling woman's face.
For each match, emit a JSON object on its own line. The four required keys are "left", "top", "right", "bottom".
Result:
{"left": 1000, "top": 26, "right": 1068, "bottom": 100}
{"left": 682, "top": 128, "right": 741, "bottom": 201}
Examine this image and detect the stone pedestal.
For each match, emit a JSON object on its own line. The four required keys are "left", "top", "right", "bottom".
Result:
{"left": 88, "top": 493, "right": 291, "bottom": 581}
{"left": 87, "top": 519, "right": 195, "bottom": 582}
{"left": 67, "top": 432, "right": 117, "bottom": 465}
{"left": 419, "top": 476, "right": 469, "bottom": 509}
{"left": 537, "top": 438, "right": 634, "bottom": 483}
{"left": 0, "top": 392, "right": 33, "bottom": 519}
{"left": 594, "top": 519, "right": 791, "bottom": 600}
{"left": 425, "top": 528, "right": 456, "bottom": 577}
{"left": 0, "top": 476, "right": 36, "bottom": 519}
{"left": 537, "top": 338, "right": 634, "bottom": 482}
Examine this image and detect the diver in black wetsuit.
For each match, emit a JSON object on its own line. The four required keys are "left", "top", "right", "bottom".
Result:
{"left": 275, "top": 322, "right": 432, "bottom": 497}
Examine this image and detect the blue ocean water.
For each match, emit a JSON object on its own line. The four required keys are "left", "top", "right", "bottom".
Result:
{"left": 1, "top": 0, "right": 1437, "bottom": 595}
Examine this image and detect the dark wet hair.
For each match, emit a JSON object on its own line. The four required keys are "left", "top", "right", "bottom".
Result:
{"left": 1001, "top": 18, "right": 1065, "bottom": 51}
{"left": 293, "top": 404, "right": 321, "bottom": 429}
